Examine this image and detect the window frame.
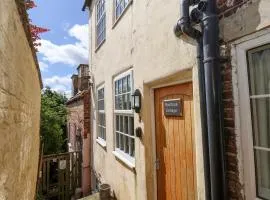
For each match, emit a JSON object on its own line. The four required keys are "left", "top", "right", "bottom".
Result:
{"left": 95, "top": 0, "right": 106, "bottom": 49}
{"left": 96, "top": 84, "right": 106, "bottom": 147}
{"left": 113, "top": 69, "right": 135, "bottom": 167}
{"left": 113, "top": 0, "right": 132, "bottom": 26}
{"left": 235, "top": 32, "right": 270, "bottom": 200}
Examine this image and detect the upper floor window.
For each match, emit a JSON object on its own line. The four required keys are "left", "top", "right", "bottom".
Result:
{"left": 96, "top": 0, "right": 106, "bottom": 48}
{"left": 114, "top": 70, "right": 135, "bottom": 162}
{"left": 115, "top": 0, "right": 131, "bottom": 21}
{"left": 97, "top": 86, "right": 106, "bottom": 141}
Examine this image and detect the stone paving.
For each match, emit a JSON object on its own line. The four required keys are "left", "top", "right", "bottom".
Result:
{"left": 79, "top": 193, "right": 100, "bottom": 200}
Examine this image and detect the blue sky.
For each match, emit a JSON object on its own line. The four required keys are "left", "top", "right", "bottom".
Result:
{"left": 29, "top": 0, "right": 89, "bottom": 97}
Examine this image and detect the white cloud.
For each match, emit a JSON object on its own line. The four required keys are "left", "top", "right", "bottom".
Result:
{"left": 44, "top": 74, "right": 71, "bottom": 88}
{"left": 44, "top": 75, "right": 72, "bottom": 98}
{"left": 68, "top": 24, "right": 89, "bottom": 49}
{"left": 39, "top": 61, "right": 49, "bottom": 72}
{"left": 38, "top": 24, "right": 89, "bottom": 66}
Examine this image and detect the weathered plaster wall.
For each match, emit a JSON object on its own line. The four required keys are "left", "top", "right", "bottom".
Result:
{"left": 0, "top": 0, "right": 41, "bottom": 199}
{"left": 89, "top": 0, "right": 270, "bottom": 199}
{"left": 89, "top": 1, "right": 204, "bottom": 200}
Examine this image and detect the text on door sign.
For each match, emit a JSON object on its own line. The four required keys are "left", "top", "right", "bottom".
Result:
{"left": 164, "top": 99, "right": 182, "bottom": 117}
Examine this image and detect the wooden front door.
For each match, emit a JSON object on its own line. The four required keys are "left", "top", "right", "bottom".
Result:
{"left": 154, "top": 82, "right": 196, "bottom": 200}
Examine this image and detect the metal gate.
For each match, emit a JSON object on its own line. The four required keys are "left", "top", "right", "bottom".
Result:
{"left": 39, "top": 151, "right": 82, "bottom": 200}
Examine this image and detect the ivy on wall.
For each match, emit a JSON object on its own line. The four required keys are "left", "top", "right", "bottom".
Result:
{"left": 16, "top": 0, "right": 49, "bottom": 52}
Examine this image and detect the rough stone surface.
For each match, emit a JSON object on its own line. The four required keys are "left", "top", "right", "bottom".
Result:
{"left": 0, "top": 0, "right": 41, "bottom": 200}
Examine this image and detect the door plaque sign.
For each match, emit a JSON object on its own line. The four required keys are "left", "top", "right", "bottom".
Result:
{"left": 164, "top": 99, "right": 182, "bottom": 117}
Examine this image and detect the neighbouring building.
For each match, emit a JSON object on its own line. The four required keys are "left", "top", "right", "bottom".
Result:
{"left": 0, "top": 0, "right": 42, "bottom": 199}
{"left": 66, "top": 64, "right": 92, "bottom": 197}
{"left": 83, "top": 0, "right": 270, "bottom": 199}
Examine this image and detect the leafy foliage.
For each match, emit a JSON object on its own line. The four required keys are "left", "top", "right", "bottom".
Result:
{"left": 41, "top": 88, "right": 68, "bottom": 155}
{"left": 25, "top": 0, "right": 49, "bottom": 51}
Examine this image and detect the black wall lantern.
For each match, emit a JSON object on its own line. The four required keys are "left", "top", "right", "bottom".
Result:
{"left": 132, "top": 89, "right": 141, "bottom": 113}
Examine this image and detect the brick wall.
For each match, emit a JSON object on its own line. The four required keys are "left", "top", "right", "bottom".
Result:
{"left": 222, "top": 47, "right": 243, "bottom": 200}
{"left": 67, "top": 89, "right": 92, "bottom": 196}
{"left": 83, "top": 89, "right": 91, "bottom": 139}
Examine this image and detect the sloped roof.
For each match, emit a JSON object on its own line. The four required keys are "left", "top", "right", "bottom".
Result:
{"left": 66, "top": 90, "right": 88, "bottom": 105}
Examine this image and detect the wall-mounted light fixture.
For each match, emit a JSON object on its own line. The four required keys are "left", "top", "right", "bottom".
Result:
{"left": 135, "top": 127, "right": 143, "bottom": 138}
{"left": 132, "top": 89, "right": 141, "bottom": 113}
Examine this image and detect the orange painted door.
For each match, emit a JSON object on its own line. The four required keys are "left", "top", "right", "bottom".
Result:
{"left": 154, "top": 82, "right": 196, "bottom": 200}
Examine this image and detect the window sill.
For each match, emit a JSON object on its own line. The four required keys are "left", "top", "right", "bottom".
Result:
{"left": 96, "top": 138, "right": 107, "bottom": 149}
{"left": 112, "top": 150, "right": 135, "bottom": 171}
{"left": 95, "top": 39, "right": 106, "bottom": 53}
{"left": 112, "top": 0, "right": 133, "bottom": 29}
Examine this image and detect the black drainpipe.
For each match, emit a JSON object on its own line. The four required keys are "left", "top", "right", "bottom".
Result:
{"left": 174, "top": 1, "right": 211, "bottom": 199}
{"left": 202, "top": 0, "right": 226, "bottom": 199}
{"left": 174, "top": 0, "right": 226, "bottom": 199}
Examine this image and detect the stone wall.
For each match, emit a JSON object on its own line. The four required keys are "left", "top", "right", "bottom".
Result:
{"left": 0, "top": 0, "right": 42, "bottom": 200}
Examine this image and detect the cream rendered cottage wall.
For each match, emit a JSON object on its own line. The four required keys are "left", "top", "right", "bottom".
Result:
{"left": 88, "top": 0, "right": 205, "bottom": 200}
{"left": 87, "top": 0, "right": 270, "bottom": 199}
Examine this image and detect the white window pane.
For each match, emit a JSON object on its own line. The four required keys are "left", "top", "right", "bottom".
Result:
{"left": 119, "top": 95, "right": 123, "bottom": 110}
{"left": 127, "top": 93, "right": 131, "bottom": 110}
{"left": 116, "top": 115, "right": 120, "bottom": 131}
{"left": 123, "top": 76, "right": 127, "bottom": 93}
{"left": 124, "top": 116, "right": 128, "bottom": 134}
{"left": 255, "top": 149, "right": 270, "bottom": 199}
{"left": 120, "top": 134, "right": 124, "bottom": 150}
{"left": 116, "top": 132, "right": 119, "bottom": 148}
{"left": 127, "top": 75, "right": 131, "bottom": 92}
{"left": 123, "top": 94, "right": 127, "bottom": 110}
{"left": 115, "top": 81, "right": 119, "bottom": 94}
{"left": 115, "top": 96, "right": 118, "bottom": 109}
{"left": 120, "top": 116, "right": 123, "bottom": 132}
{"left": 250, "top": 89, "right": 270, "bottom": 149}
{"left": 125, "top": 136, "right": 129, "bottom": 154}
{"left": 248, "top": 45, "right": 270, "bottom": 95}
{"left": 129, "top": 116, "right": 134, "bottom": 136}
{"left": 118, "top": 79, "right": 122, "bottom": 94}
{"left": 130, "top": 138, "right": 134, "bottom": 157}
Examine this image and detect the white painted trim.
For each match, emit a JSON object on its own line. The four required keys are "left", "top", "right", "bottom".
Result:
{"left": 112, "top": 150, "right": 135, "bottom": 170}
{"left": 250, "top": 94, "right": 270, "bottom": 99}
{"left": 113, "top": 68, "right": 133, "bottom": 81}
{"left": 254, "top": 146, "right": 270, "bottom": 152}
{"left": 96, "top": 138, "right": 107, "bottom": 148}
{"left": 96, "top": 82, "right": 105, "bottom": 91}
{"left": 234, "top": 30, "right": 270, "bottom": 200}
